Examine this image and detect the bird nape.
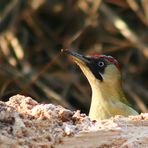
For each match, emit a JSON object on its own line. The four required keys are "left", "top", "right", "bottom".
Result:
{"left": 62, "top": 49, "right": 138, "bottom": 120}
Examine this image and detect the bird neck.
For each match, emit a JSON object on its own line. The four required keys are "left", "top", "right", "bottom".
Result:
{"left": 89, "top": 79, "right": 128, "bottom": 119}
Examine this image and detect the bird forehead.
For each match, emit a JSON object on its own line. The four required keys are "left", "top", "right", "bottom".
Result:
{"left": 89, "top": 54, "right": 120, "bottom": 70}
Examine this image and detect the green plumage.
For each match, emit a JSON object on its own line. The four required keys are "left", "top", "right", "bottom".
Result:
{"left": 64, "top": 50, "right": 138, "bottom": 120}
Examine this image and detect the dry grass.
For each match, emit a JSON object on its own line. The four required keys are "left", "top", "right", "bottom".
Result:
{"left": 0, "top": 0, "right": 147, "bottom": 114}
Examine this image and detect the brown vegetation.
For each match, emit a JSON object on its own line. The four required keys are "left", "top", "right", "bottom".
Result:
{"left": 0, "top": 0, "right": 147, "bottom": 114}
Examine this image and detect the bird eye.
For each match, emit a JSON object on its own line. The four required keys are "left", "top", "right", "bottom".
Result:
{"left": 98, "top": 61, "right": 104, "bottom": 67}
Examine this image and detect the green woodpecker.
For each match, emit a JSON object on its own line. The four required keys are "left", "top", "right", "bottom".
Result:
{"left": 63, "top": 49, "right": 138, "bottom": 120}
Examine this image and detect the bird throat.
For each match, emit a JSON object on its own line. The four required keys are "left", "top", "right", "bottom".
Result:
{"left": 88, "top": 79, "right": 128, "bottom": 120}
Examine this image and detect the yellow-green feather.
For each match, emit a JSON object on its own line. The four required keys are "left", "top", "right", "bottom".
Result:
{"left": 77, "top": 61, "right": 138, "bottom": 120}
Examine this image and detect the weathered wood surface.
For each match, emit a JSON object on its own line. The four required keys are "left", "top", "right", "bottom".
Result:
{"left": 0, "top": 94, "right": 147, "bottom": 147}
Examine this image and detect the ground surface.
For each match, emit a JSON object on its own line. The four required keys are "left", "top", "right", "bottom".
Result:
{"left": 0, "top": 94, "right": 147, "bottom": 147}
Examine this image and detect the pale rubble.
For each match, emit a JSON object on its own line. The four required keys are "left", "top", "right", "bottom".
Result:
{"left": 0, "top": 94, "right": 146, "bottom": 147}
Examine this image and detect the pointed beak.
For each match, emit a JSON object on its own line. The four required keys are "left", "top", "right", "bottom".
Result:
{"left": 62, "top": 49, "right": 90, "bottom": 64}
{"left": 62, "top": 49, "right": 102, "bottom": 81}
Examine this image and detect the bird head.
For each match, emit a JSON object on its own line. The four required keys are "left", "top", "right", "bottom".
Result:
{"left": 63, "top": 49, "right": 121, "bottom": 88}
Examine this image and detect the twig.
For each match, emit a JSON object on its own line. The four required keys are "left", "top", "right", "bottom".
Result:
{"left": 100, "top": 2, "right": 148, "bottom": 58}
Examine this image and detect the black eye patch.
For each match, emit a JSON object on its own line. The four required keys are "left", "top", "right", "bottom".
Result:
{"left": 86, "top": 58, "right": 107, "bottom": 81}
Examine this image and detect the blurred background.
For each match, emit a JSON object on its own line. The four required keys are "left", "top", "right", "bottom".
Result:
{"left": 0, "top": 0, "right": 147, "bottom": 114}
